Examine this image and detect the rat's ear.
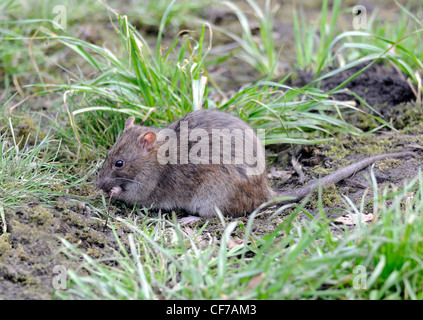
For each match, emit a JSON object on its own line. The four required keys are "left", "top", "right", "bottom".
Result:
{"left": 124, "top": 117, "right": 135, "bottom": 130}
{"left": 139, "top": 132, "right": 156, "bottom": 154}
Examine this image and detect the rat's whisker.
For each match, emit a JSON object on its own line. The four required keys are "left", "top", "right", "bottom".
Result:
{"left": 115, "top": 177, "right": 143, "bottom": 186}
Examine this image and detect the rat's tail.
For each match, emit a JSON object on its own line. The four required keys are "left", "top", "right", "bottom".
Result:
{"left": 271, "top": 151, "right": 416, "bottom": 206}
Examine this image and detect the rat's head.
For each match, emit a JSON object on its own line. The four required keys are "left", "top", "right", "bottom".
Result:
{"left": 96, "top": 117, "right": 160, "bottom": 204}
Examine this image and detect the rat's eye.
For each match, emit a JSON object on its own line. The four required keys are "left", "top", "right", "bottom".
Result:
{"left": 114, "top": 160, "right": 124, "bottom": 168}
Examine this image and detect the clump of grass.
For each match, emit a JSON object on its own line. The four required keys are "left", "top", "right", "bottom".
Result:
{"left": 30, "top": 0, "right": 368, "bottom": 155}
{"left": 292, "top": 0, "right": 423, "bottom": 98}
{"left": 0, "top": 0, "right": 109, "bottom": 113}
{"left": 338, "top": 170, "right": 423, "bottom": 299}
{"left": 218, "top": 81, "right": 363, "bottom": 145}
{"left": 38, "top": 2, "right": 211, "bottom": 122}
{"left": 30, "top": 1, "right": 213, "bottom": 159}
{"left": 340, "top": 0, "right": 423, "bottom": 98}
{"left": 56, "top": 170, "right": 423, "bottom": 300}
{"left": 293, "top": 0, "right": 342, "bottom": 72}
{"left": 212, "top": 0, "right": 282, "bottom": 78}
{"left": 0, "top": 120, "right": 65, "bottom": 209}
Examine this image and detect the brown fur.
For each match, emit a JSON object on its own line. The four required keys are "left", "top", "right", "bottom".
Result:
{"left": 97, "top": 109, "right": 273, "bottom": 217}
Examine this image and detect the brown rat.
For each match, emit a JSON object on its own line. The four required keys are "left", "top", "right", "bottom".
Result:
{"left": 96, "top": 109, "right": 415, "bottom": 221}
{"left": 97, "top": 109, "right": 274, "bottom": 221}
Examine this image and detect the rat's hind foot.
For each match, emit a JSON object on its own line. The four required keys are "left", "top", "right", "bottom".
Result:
{"left": 179, "top": 215, "right": 203, "bottom": 225}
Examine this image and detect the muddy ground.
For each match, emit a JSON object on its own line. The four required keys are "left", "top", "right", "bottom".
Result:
{"left": 1, "top": 1, "right": 423, "bottom": 299}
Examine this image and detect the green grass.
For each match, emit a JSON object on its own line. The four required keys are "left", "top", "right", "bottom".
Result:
{"left": 292, "top": 0, "right": 423, "bottom": 96}
{"left": 293, "top": 0, "right": 342, "bottom": 72}
{"left": 57, "top": 172, "right": 423, "bottom": 299}
{"left": 0, "top": 120, "right": 64, "bottom": 209}
{"left": 116, "top": 0, "right": 213, "bottom": 33}
{"left": 1, "top": 0, "right": 423, "bottom": 300}
{"left": 29, "top": 0, "right": 371, "bottom": 157}
{"left": 28, "top": 3, "right": 212, "bottom": 159}
{"left": 212, "top": 0, "right": 281, "bottom": 78}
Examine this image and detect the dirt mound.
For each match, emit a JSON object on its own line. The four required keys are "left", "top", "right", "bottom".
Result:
{"left": 292, "top": 63, "right": 416, "bottom": 110}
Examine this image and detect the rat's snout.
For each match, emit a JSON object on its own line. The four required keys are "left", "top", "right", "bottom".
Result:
{"left": 96, "top": 166, "right": 106, "bottom": 190}
{"left": 96, "top": 175, "right": 123, "bottom": 198}
{"left": 96, "top": 175, "right": 112, "bottom": 193}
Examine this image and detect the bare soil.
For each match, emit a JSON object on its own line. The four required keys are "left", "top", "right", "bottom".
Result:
{"left": 0, "top": 198, "right": 129, "bottom": 299}
{"left": 292, "top": 63, "right": 416, "bottom": 110}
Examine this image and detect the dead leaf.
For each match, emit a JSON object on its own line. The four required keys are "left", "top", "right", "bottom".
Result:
{"left": 334, "top": 213, "right": 374, "bottom": 226}
{"left": 227, "top": 236, "right": 244, "bottom": 249}
{"left": 247, "top": 273, "right": 265, "bottom": 292}
{"left": 182, "top": 226, "right": 211, "bottom": 246}
{"left": 268, "top": 168, "right": 293, "bottom": 180}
